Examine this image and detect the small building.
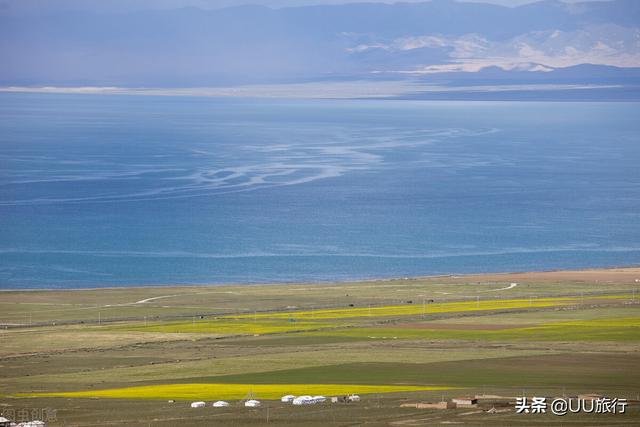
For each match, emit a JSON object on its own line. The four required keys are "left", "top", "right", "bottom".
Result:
{"left": 313, "top": 396, "right": 326, "bottom": 403}
{"left": 401, "top": 401, "right": 455, "bottom": 410}
{"left": 452, "top": 397, "right": 478, "bottom": 407}
{"left": 212, "top": 401, "right": 229, "bottom": 407}
{"left": 0, "top": 417, "right": 10, "bottom": 427}
{"left": 280, "top": 395, "right": 295, "bottom": 403}
{"left": 348, "top": 394, "right": 361, "bottom": 402}
{"left": 190, "top": 401, "right": 206, "bottom": 408}
{"left": 245, "top": 399, "right": 261, "bottom": 407}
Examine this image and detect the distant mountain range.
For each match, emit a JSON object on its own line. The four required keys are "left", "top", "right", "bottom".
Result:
{"left": 1, "top": 0, "right": 639, "bottom": 97}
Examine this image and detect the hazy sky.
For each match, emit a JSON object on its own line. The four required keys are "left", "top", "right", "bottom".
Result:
{"left": 1, "top": 0, "right": 632, "bottom": 87}
{"left": 161, "top": 0, "right": 606, "bottom": 7}
{"left": 0, "top": 0, "right": 610, "bottom": 14}
{"left": 224, "top": 0, "right": 608, "bottom": 7}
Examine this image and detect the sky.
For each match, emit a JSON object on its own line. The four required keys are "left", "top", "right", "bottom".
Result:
{"left": 0, "top": 0, "right": 610, "bottom": 14}
{"left": 1, "top": 0, "right": 633, "bottom": 87}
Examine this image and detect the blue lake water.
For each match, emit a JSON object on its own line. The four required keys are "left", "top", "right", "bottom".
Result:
{"left": 0, "top": 93, "right": 639, "bottom": 288}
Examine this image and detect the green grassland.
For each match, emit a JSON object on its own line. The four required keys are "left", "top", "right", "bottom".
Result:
{"left": 298, "top": 315, "right": 640, "bottom": 342}
{"left": 179, "top": 352, "right": 640, "bottom": 392}
{"left": 2, "top": 269, "right": 640, "bottom": 426}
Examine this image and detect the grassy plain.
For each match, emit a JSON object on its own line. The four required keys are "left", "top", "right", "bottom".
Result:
{"left": 2, "top": 267, "right": 638, "bottom": 326}
{"left": 226, "top": 294, "right": 634, "bottom": 320}
{"left": 1, "top": 267, "right": 640, "bottom": 426}
{"left": 298, "top": 315, "right": 640, "bottom": 342}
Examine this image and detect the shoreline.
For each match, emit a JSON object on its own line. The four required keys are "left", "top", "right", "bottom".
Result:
{"left": 2, "top": 84, "right": 638, "bottom": 102}
{"left": 2, "top": 265, "right": 639, "bottom": 293}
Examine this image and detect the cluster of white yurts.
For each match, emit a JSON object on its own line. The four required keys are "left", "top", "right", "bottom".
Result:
{"left": 191, "top": 394, "right": 360, "bottom": 408}
{"left": 281, "top": 394, "right": 360, "bottom": 404}
{"left": 190, "top": 400, "right": 232, "bottom": 408}
{"left": 280, "top": 395, "right": 326, "bottom": 405}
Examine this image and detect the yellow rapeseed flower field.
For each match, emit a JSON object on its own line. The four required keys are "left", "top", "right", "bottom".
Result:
{"left": 24, "top": 383, "right": 456, "bottom": 401}
{"left": 226, "top": 295, "right": 633, "bottom": 321}
{"left": 118, "top": 319, "right": 343, "bottom": 335}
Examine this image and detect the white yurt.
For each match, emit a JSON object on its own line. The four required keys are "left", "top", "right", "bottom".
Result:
{"left": 312, "top": 395, "right": 326, "bottom": 403}
{"left": 245, "top": 399, "right": 261, "bottom": 407}
{"left": 190, "top": 401, "right": 206, "bottom": 408}
{"left": 213, "top": 401, "right": 229, "bottom": 407}
{"left": 348, "top": 394, "right": 361, "bottom": 402}
{"left": 280, "top": 394, "right": 295, "bottom": 403}
{"left": 292, "top": 395, "right": 314, "bottom": 405}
